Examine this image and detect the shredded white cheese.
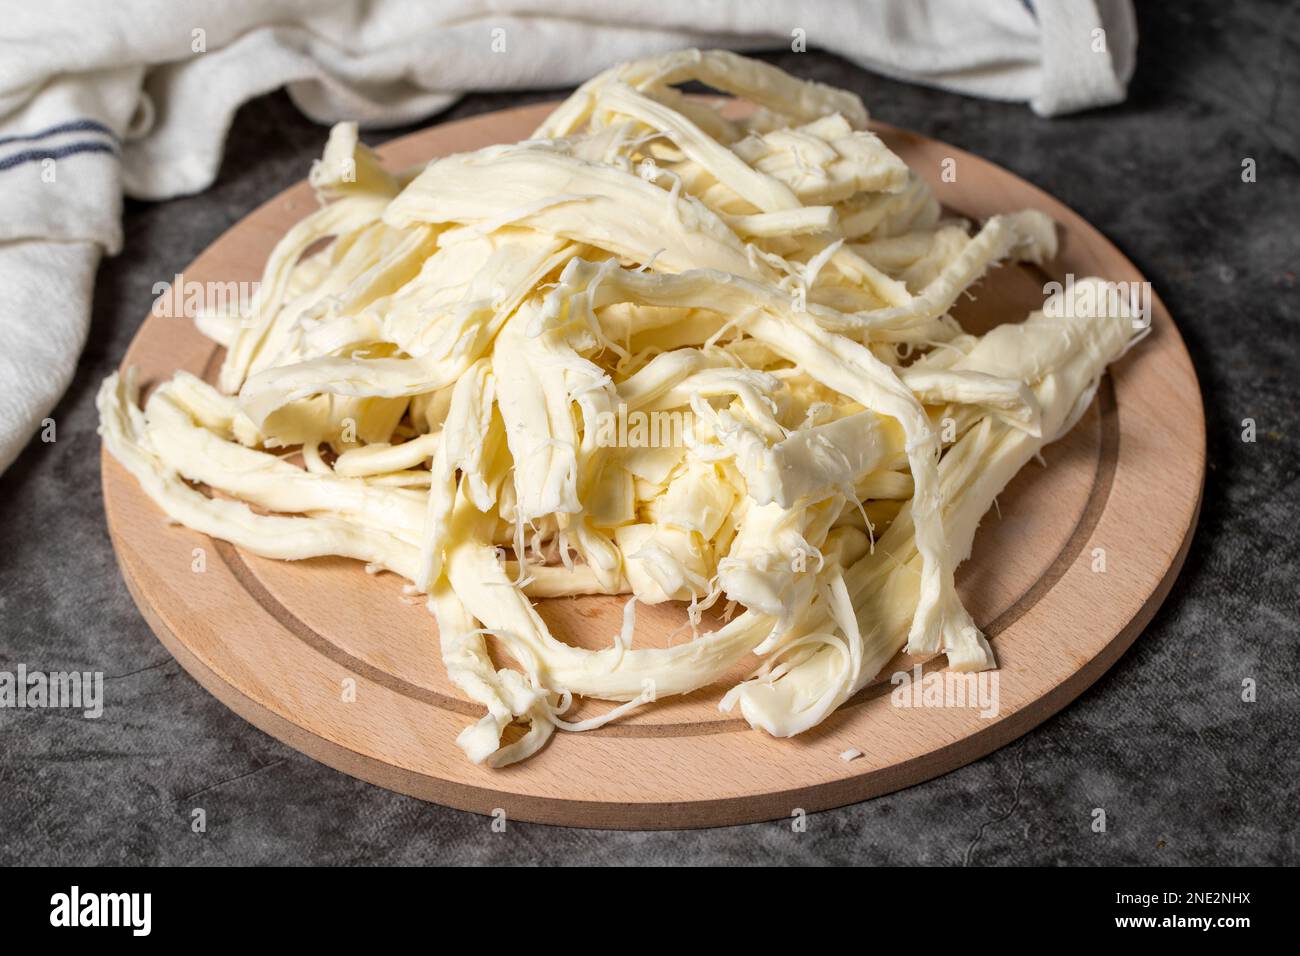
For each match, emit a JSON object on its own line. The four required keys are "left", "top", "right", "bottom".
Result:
{"left": 99, "top": 50, "right": 1144, "bottom": 767}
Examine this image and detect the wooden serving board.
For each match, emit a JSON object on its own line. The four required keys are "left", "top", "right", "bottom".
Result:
{"left": 102, "top": 101, "right": 1205, "bottom": 829}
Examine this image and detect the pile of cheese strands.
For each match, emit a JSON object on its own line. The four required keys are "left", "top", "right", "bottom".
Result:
{"left": 100, "top": 50, "right": 1146, "bottom": 768}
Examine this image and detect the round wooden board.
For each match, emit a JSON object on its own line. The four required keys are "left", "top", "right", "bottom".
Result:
{"left": 102, "top": 101, "right": 1204, "bottom": 829}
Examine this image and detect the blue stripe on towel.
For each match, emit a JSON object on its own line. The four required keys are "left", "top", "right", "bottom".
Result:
{"left": 0, "top": 119, "right": 118, "bottom": 148}
{"left": 0, "top": 140, "right": 119, "bottom": 171}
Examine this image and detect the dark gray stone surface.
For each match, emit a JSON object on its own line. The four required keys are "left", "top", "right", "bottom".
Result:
{"left": 1, "top": 1, "right": 1296, "bottom": 865}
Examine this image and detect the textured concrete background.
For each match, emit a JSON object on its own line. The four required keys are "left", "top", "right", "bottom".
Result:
{"left": 1, "top": 1, "right": 1296, "bottom": 865}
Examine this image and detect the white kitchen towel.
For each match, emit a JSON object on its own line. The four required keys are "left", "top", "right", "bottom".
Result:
{"left": 0, "top": 0, "right": 1137, "bottom": 474}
